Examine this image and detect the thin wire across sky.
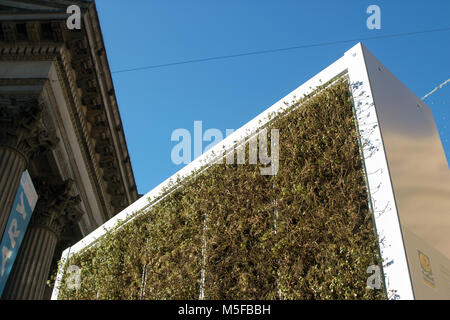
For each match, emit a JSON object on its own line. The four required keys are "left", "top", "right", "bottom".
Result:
{"left": 111, "top": 26, "right": 450, "bottom": 75}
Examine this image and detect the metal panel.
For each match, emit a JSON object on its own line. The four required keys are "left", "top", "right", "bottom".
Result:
{"left": 359, "top": 44, "right": 450, "bottom": 298}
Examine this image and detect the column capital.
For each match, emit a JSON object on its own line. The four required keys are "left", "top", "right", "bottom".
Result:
{"left": 0, "top": 97, "right": 59, "bottom": 163}
{"left": 31, "top": 178, "right": 83, "bottom": 238}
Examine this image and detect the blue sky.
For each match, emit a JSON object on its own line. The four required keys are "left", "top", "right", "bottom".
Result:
{"left": 95, "top": 0, "right": 450, "bottom": 194}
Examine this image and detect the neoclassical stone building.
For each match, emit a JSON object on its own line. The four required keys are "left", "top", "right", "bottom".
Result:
{"left": 0, "top": 0, "right": 139, "bottom": 299}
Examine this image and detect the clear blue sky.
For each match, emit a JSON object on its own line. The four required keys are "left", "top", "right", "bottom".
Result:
{"left": 95, "top": 0, "right": 450, "bottom": 194}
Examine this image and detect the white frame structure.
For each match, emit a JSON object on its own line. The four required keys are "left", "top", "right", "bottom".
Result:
{"left": 52, "top": 43, "right": 418, "bottom": 300}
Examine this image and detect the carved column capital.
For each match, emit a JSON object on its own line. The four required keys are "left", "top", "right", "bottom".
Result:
{"left": 0, "top": 97, "right": 59, "bottom": 163}
{"left": 31, "top": 178, "right": 83, "bottom": 238}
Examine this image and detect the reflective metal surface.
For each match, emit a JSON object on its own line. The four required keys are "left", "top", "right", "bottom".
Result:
{"left": 362, "top": 47, "right": 450, "bottom": 261}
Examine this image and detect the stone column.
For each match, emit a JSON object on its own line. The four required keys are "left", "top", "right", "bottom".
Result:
{"left": 2, "top": 179, "right": 81, "bottom": 300}
{"left": 0, "top": 99, "right": 57, "bottom": 237}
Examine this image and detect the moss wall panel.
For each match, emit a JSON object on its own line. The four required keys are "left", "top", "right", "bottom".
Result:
{"left": 142, "top": 187, "right": 204, "bottom": 299}
{"left": 56, "top": 79, "right": 385, "bottom": 300}
{"left": 58, "top": 216, "right": 147, "bottom": 299}
{"left": 270, "top": 80, "right": 383, "bottom": 299}
{"left": 200, "top": 165, "right": 278, "bottom": 299}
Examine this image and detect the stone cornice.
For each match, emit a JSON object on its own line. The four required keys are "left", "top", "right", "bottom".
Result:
{"left": 0, "top": 0, "right": 92, "bottom": 12}
{"left": 0, "top": 0, "right": 92, "bottom": 21}
{"left": 41, "top": 80, "right": 98, "bottom": 231}
{"left": 54, "top": 43, "right": 113, "bottom": 220}
{"left": 84, "top": 4, "right": 139, "bottom": 203}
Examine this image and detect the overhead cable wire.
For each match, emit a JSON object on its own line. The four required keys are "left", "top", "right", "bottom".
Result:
{"left": 422, "top": 78, "right": 450, "bottom": 100}
{"left": 111, "top": 26, "right": 450, "bottom": 74}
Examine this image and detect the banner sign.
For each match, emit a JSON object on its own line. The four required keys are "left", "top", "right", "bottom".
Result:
{"left": 0, "top": 171, "right": 38, "bottom": 296}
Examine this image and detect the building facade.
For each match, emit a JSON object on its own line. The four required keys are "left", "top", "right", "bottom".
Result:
{"left": 0, "top": 0, "right": 139, "bottom": 299}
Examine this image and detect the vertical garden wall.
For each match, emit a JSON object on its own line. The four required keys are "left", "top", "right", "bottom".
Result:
{"left": 56, "top": 79, "right": 385, "bottom": 300}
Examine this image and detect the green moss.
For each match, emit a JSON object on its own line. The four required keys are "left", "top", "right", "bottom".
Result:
{"left": 270, "top": 80, "right": 382, "bottom": 299}
{"left": 56, "top": 79, "right": 385, "bottom": 300}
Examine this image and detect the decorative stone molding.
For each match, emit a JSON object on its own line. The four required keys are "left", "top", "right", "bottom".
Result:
{"left": 26, "top": 22, "right": 41, "bottom": 42}
{"left": 0, "top": 97, "right": 59, "bottom": 164}
{"left": 51, "top": 21, "right": 65, "bottom": 42}
{"left": 0, "top": 21, "right": 66, "bottom": 43}
{"left": 42, "top": 81, "right": 97, "bottom": 228}
{"left": 0, "top": 4, "right": 139, "bottom": 216}
{"left": 1, "top": 22, "right": 17, "bottom": 42}
{"left": 31, "top": 178, "right": 83, "bottom": 238}
{"left": 64, "top": 30, "right": 130, "bottom": 213}
{"left": 53, "top": 49, "right": 113, "bottom": 219}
